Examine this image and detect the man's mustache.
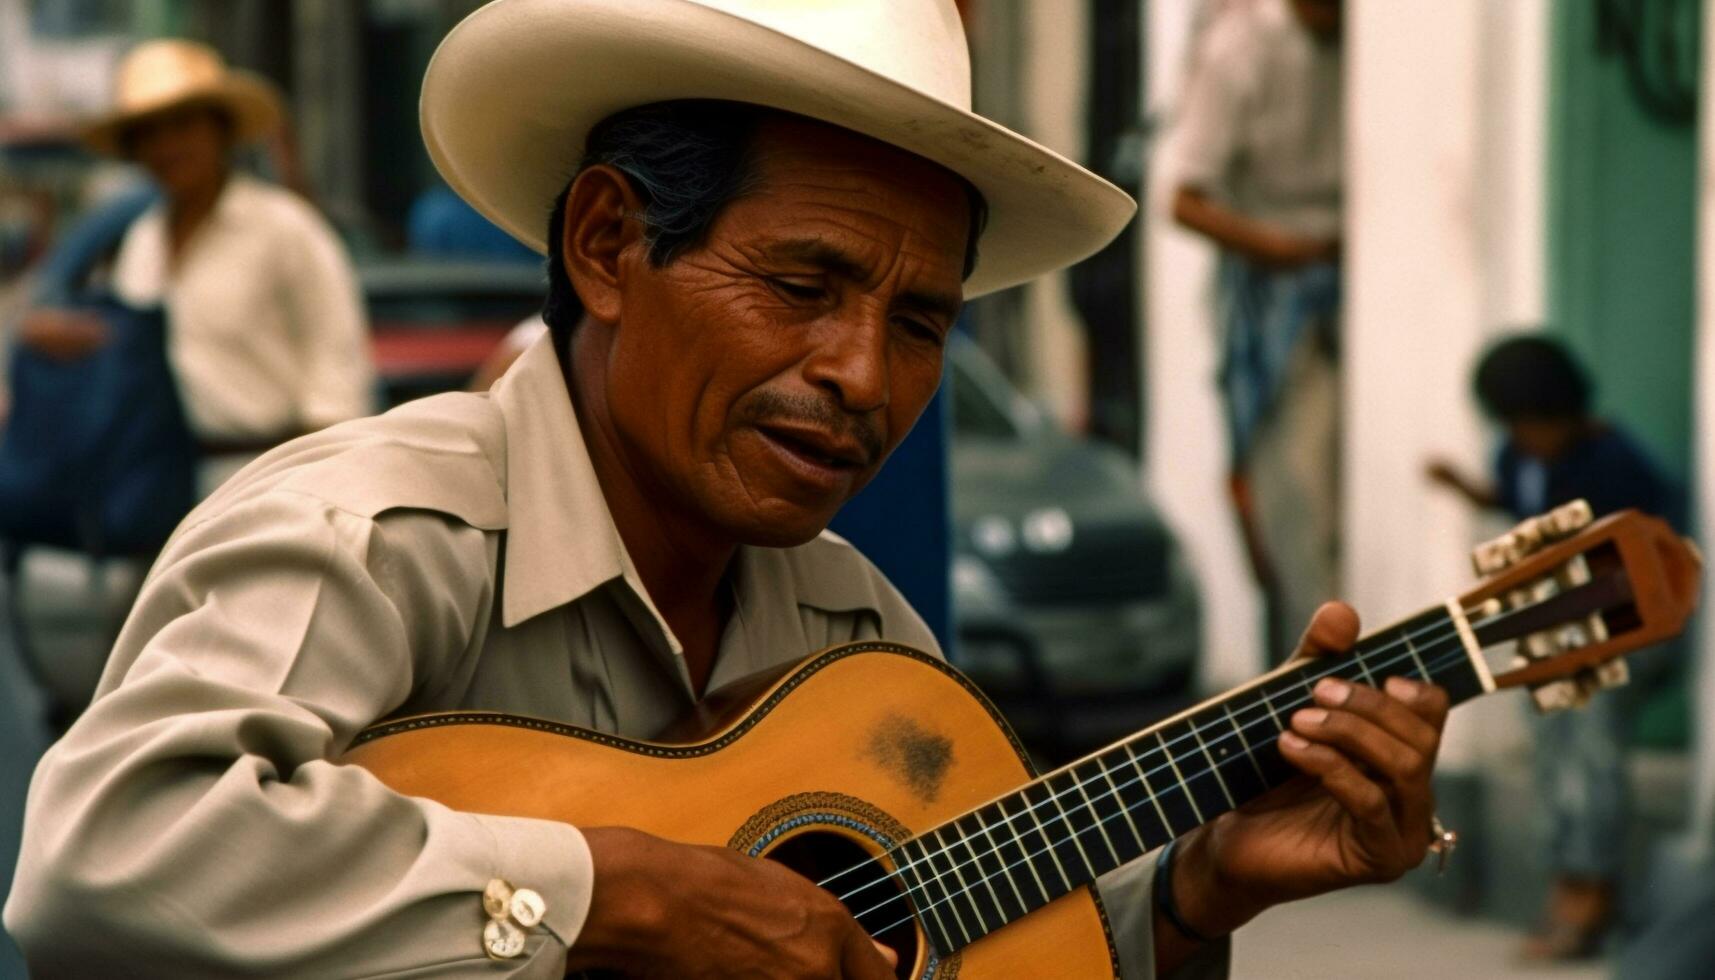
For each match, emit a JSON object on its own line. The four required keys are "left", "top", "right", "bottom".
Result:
{"left": 743, "top": 389, "right": 885, "bottom": 463}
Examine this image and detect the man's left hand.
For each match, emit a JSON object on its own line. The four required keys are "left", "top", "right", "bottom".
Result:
{"left": 1170, "top": 601, "right": 1448, "bottom": 939}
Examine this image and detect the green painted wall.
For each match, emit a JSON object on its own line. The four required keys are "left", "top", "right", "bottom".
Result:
{"left": 1547, "top": 1, "right": 1698, "bottom": 488}
{"left": 1548, "top": 2, "right": 1699, "bottom": 748}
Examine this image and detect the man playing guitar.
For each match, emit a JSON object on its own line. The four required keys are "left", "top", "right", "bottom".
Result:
{"left": 7, "top": 2, "right": 1448, "bottom": 976}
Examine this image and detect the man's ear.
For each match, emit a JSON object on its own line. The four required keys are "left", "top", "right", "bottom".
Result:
{"left": 560, "top": 165, "right": 648, "bottom": 325}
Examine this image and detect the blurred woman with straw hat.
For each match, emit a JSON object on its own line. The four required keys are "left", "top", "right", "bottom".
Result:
{"left": 34, "top": 38, "right": 373, "bottom": 489}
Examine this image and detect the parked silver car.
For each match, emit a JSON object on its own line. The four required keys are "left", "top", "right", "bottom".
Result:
{"left": 947, "top": 335, "right": 1200, "bottom": 759}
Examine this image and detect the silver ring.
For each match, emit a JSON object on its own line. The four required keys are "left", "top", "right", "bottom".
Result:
{"left": 1428, "top": 815, "right": 1458, "bottom": 875}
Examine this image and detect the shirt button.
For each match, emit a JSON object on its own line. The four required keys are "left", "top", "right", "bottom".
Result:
{"left": 510, "top": 887, "right": 546, "bottom": 928}
{"left": 482, "top": 878, "right": 514, "bottom": 920}
{"left": 484, "top": 917, "right": 527, "bottom": 959}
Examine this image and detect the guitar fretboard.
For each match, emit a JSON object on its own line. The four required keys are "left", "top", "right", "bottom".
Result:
{"left": 887, "top": 604, "right": 1488, "bottom": 956}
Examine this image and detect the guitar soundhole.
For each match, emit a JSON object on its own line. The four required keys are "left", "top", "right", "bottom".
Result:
{"left": 766, "top": 831, "right": 922, "bottom": 979}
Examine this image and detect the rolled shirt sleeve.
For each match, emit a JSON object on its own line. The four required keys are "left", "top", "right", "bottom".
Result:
{"left": 1099, "top": 854, "right": 1231, "bottom": 980}
{"left": 4, "top": 494, "right": 588, "bottom": 976}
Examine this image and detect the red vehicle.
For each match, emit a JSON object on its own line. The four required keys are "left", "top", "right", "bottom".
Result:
{"left": 360, "top": 259, "right": 544, "bottom": 407}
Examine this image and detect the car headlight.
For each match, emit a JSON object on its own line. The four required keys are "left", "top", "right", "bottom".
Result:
{"left": 969, "top": 514, "right": 1016, "bottom": 557}
{"left": 952, "top": 553, "right": 1007, "bottom": 609}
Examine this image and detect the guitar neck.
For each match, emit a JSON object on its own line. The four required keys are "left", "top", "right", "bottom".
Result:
{"left": 890, "top": 601, "right": 1493, "bottom": 956}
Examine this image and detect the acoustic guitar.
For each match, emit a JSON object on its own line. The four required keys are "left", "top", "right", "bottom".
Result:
{"left": 343, "top": 501, "right": 1699, "bottom": 978}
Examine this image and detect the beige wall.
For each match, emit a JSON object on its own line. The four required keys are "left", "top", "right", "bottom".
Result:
{"left": 1345, "top": 0, "right": 1549, "bottom": 769}
{"left": 1691, "top": 0, "right": 1715, "bottom": 848}
{"left": 966, "top": 0, "right": 1092, "bottom": 430}
{"left": 1143, "top": 0, "right": 1264, "bottom": 691}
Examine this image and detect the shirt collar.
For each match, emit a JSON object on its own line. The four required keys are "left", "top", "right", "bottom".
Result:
{"left": 488, "top": 329, "right": 643, "bottom": 631}
{"left": 488, "top": 328, "right": 895, "bottom": 639}
{"left": 129, "top": 173, "right": 258, "bottom": 261}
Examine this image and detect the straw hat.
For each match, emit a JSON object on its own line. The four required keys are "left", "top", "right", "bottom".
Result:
{"left": 420, "top": 0, "right": 1137, "bottom": 298}
{"left": 84, "top": 39, "right": 284, "bottom": 156}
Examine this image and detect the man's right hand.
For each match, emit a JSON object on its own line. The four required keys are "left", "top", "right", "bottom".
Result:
{"left": 1424, "top": 457, "right": 1498, "bottom": 509}
{"left": 1171, "top": 186, "right": 1339, "bottom": 270}
{"left": 568, "top": 826, "right": 898, "bottom": 978}
{"left": 18, "top": 309, "right": 110, "bottom": 361}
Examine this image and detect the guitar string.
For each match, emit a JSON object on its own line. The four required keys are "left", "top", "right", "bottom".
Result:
{"left": 865, "top": 578, "right": 1618, "bottom": 938}
{"left": 857, "top": 568, "right": 1620, "bottom": 934}
{"left": 819, "top": 604, "right": 1485, "bottom": 901}
{"left": 854, "top": 629, "right": 1489, "bottom": 940}
{"left": 817, "top": 605, "right": 1478, "bottom": 897}
{"left": 844, "top": 626, "right": 1480, "bottom": 933}
{"left": 826, "top": 610, "right": 1475, "bottom": 912}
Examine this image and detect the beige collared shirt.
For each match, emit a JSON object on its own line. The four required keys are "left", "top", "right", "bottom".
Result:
{"left": 113, "top": 174, "right": 375, "bottom": 442}
{"left": 1175, "top": 0, "right": 1342, "bottom": 240}
{"left": 6, "top": 334, "right": 1213, "bottom": 978}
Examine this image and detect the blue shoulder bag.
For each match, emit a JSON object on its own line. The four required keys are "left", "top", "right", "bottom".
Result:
{"left": 0, "top": 190, "right": 198, "bottom": 556}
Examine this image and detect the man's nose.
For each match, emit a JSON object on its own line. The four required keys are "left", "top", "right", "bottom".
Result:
{"left": 804, "top": 309, "right": 889, "bottom": 414}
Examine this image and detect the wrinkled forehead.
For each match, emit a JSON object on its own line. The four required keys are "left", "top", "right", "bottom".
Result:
{"left": 734, "top": 115, "right": 978, "bottom": 275}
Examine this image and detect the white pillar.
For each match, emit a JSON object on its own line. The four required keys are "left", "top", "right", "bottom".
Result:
{"left": 1346, "top": 0, "right": 1548, "bottom": 768}
{"left": 1015, "top": 0, "right": 1091, "bottom": 429}
{"left": 1689, "top": 0, "right": 1715, "bottom": 849}
{"left": 1143, "top": 0, "right": 1262, "bottom": 691}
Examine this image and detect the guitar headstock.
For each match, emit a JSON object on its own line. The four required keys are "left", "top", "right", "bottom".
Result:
{"left": 1457, "top": 500, "right": 1700, "bottom": 712}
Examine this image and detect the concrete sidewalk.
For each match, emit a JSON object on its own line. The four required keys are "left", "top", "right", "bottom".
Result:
{"left": 1235, "top": 883, "right": 1609, "bottom": 980}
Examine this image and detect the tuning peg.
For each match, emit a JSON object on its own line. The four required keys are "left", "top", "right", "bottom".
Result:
{"left": 1528, "top": 661, "right": 1628, "bottom": 714}
{"left": 1530, "top": 677, "right": 1586, "bottom": 713}
{"left": 1471, "top": 499, "right": 1596, "bottom": 576}
{"left": 1472, "top": 530, "right": 1533, "bottom": 576}
{"left": 1592, "top": 658, "right": 1629, "bottom": 691}
{"left": 1541, "top": 499, "right": 1594, "bottom": 538}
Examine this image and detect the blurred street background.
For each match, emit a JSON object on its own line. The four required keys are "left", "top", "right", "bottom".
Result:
{"left": 3, "top": 1, "right": 1714, "bottom": 977}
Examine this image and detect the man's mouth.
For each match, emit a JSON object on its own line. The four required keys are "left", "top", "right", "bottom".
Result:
{"left": 753, "top": 424, "right": 871, "bottom": 481}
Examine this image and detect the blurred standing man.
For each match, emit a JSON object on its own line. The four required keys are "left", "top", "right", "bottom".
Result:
{"left": 27, "top": 40, "right": 374, "bottom": 491}
{"left": 1172, "top": 0, "right": 1343, "bottom": 657}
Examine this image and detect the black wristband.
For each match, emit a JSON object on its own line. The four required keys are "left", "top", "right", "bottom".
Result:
{"left": 1155, "top": 836, "right": 1217, "bottom": 944}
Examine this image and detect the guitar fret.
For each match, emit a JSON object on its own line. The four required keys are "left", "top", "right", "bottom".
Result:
{"left": 1095, "top": 758, "right": 1148, "bottom": 853}
{"left": 1271, "top": 673, "right": 1313, "bottom": 717}
{"left": 1403, "top": 630, "right": 1430, "bottom": 681}
{"left": 926, "top": 828, "right": 980, "bottom": 943}
{"left": 1157, "top": 731, "right": 1205, "bottom": 824}
{"left": 1257, "top": 685, "right": 1285, "bottom": 730}
{"left": 949, "top": 819, "right": 1009, "bottom": 930}
{"left": 1019, "top": 783, "right": 1074, "bottom": 890}
{"left": 894, "top": 839, "right": 957, "bottom": 954}
{"left": 1123, "top": 739, "right": 1180, "bottom": 838}
{"left": 1188, "top": 720, "right": 1237, "bottom": 810}
{"left": 993, "top": 797, "right": 1052, "bottom": 904}
{"left": 1222, "top": 701, "right": 1268, "bottom": 784}
{"left": 1352, "top": 645, "right": 1377, "bottom": 685}
{"left": 1042, "top": 773, "right": 1102, "bottom": 879}
{"left": 1066, "top": 768, "right": 1123, "bottom": 865}
{"left": 974, "top": 808, "right": 1032, "bottom": 915}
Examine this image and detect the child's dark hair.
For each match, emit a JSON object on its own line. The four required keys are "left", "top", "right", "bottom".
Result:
{"left": 1473, "top": 334, "right": 1591, "bottom": 421}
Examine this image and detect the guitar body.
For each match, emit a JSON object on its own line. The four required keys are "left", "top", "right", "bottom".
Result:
{"left": 344, "top": 643, "right": 1120, "bottom": 979}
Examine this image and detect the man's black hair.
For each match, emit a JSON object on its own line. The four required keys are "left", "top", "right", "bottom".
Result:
{"left": 541, "top": 99, "right": 987, "bottom": 357}
{"left": 1473, "top": 334, "right": 1592, "bottom": 421}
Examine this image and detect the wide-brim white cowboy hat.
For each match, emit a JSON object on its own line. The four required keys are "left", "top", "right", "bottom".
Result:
{"left": 421, "top": 0, "right": 1137, "bottom": 298}
{"left": 84, "top": 39, "right": 284, "bottom": 156}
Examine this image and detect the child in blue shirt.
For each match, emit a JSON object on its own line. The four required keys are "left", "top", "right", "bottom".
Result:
{"left": 1429, "top": 334, "right": 1678, "bottom": 960}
